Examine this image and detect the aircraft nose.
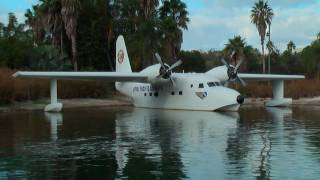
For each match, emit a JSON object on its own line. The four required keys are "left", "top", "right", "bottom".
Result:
{"left": 237, "top": 95, "right": 244, "bottom": 104}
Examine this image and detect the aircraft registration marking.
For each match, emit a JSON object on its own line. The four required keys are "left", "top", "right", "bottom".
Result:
{"left": 133, "top": 85, "right": 163, "bottom": 92}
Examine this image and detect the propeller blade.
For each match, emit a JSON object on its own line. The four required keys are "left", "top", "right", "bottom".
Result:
{"left": 230, "top": 50, "right": 236, "bottom": 59}
{"left": 237, "top": 76, "right": 247, "bottom": 86}
{"left": 168, "top": 60, "right": 182, "bottom": 71}
{"left": 221, "top": 58, "right": 230, "bottom": 68}
{"left": 155, "top": 52, "right": 165, "bottom": 69}
{"left": 235, "top": 58, "right": 244, "bottom": 72}
{"left": 170, "top": 77, "right": 175, "bottom": 86}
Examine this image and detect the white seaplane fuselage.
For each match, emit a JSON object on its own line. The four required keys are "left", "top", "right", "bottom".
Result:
{"left": 116, "top": 64, "right": 241, "bottom": 111}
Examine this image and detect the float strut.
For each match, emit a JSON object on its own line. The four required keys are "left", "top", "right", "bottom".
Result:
{"left": 44, "top": 79, "right": 63, "bottom": 112}
{"left": 265, "top": 80, "right": 292, "bottom": 107}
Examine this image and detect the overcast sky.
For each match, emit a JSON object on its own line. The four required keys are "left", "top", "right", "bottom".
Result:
{"left": 1, "top": 0, "right": 320, "bottom": 51}
{"left": 183, "top": 0, "right": 320, "bottom": 51}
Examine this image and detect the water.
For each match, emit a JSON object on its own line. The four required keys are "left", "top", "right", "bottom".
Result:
{"left": 1, "top": 106, "right": 320, "bottom": 179}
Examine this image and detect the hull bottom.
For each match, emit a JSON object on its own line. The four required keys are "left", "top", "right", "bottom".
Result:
{"left": 134, "top": 103, "right": 240, "bottom": 112}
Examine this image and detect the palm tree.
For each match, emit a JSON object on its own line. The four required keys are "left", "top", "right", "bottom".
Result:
{"left": 0, "top": 22, "right": 4, "bottom": 38}
{"left": 139, "top": 0, "right": 160, "bottom": 67}
{"left": 159, "top": 0, "right": 189, "bottom": 62}
{"left": 287, "top": 41, "right": 296, "bottom": 54}
{"left": 25, "top": 1, "right": 63, "bottom": 48}
{"left": 251, "top": 0, "right": 273, "bottom": 73}
{"left": 140, "top": 0, "right": 159, "bottom": 19}
{"left": 25, "top": 8, "right": 38, "bottom": 44}
{"left": 266, "top": 40, "right": 280, "bottom": 72}
{"left": 266, "top": 40, "right": 278, "bottom": 55}
{"left": 5, "top": 13, "right": 18, "bottom": 37}
{"left": 25, "top": 5, "right": 45, "bottom": 45}
{"left": 224, "top": 35, "right": 246, "bottom": 66}
{"left": 45, "top": 0, "right": 64, "bottom": 50}
{"left": 61, "top": 0, "right": 81, "bottom": 71}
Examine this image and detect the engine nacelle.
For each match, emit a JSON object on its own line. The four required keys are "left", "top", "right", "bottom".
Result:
{"left": 140, "top": 64, "right": 171, "bottom": 84}
{"left": 206, "top": 65, "right": 229, "bottom": 82}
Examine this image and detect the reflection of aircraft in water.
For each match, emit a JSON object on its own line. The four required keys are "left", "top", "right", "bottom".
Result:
{"left": 42, "top": 107, "right": 294, "bottom": 179}
{"left": 45, "top": 112, "right": 63, "bottom": 141}
{"left": 114, "top": 108, "right": 239, "bottom": 178}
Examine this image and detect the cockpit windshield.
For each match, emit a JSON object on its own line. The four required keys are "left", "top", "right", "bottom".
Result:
{"left": 207, "top": 82, "right": 222, "bottom": 87}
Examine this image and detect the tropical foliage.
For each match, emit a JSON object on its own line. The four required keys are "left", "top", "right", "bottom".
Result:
{"left": 1, "top": 0, "right": 320, "bottom": 105}
{"left": 0, "top": 0, "right": 319, "bottom": 78}
{"left": 0, "top": 0, "right": 189, "bottom": 71}
{"left": 251, "top": 0, "right": 273, "bottom": 73}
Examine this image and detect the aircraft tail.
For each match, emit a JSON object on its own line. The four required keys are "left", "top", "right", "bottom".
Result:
{"left": 116, "top": 35, "right": 132, "bottom": 73}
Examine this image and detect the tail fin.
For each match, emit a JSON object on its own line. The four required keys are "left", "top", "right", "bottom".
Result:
{"left": 116, "top": 35, "right": 132, "bottom": 73}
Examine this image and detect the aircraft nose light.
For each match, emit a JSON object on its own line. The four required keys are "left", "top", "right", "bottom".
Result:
{"left": 237, "top": 95, "right": 244, "bottom": 104}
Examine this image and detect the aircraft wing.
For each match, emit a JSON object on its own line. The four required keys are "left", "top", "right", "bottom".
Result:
{"left": 13, "top": 71, "right": 149, "bottom": 82}
{"left": 238, "top": 73, "right": 305, "bottom": 81}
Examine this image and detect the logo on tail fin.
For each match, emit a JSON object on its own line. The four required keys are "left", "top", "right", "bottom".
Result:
{"left": 117, "top": 50, "right": 124, "bottom": 64}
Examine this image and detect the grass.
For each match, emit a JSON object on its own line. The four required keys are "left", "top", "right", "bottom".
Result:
{"left": 235, "top": 79, "right": 320, "bottom": 99}
{"left": 1, "top": 67, "right": 319, "bottom": 104}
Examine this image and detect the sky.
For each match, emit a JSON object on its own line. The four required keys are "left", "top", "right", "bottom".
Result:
{"left": 1, "top": 0, "right": 320, "bottom": 51}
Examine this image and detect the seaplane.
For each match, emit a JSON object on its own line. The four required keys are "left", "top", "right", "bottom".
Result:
{"left": 13, "top": 35, "right": 305, "bottom": 112}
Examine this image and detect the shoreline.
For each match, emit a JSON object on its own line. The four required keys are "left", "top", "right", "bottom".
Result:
{"left": 1, "top": 96, "right": 320, "bottom": 112}
{"left": 244, "top": 96, "right": 320, "bottom": 106}
{"left": 0, "top": 97, "right": 132, "bottom": 112}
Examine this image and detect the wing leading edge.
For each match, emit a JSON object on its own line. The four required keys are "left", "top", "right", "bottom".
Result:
{"left": 238, "top": 73, "right": 305, "bottom": 81}
{"left": 13, "top": 71, "right": 149, "bottom": 82}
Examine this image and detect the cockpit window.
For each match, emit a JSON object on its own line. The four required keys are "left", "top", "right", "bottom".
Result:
{"left": 207, "top": 82, "right": 215, "bottom": 87}
{"left": 208, "top": 82, "right": 221, "bottom": 87}
{"left": 199, "top": 83, "right": 204, "bottom": 88}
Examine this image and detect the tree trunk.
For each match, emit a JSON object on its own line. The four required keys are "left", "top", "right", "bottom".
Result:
{"left": 60, "top": 31, "right": 63, "bottom": 54}
{"left": 71, "top": 35, "right": 78, "bottom": 71}
{"left": 106, "top": 52, "right": 114, "bottom": 71}
{"left": 268, "top": 25, "right": 271, "bottom": 74}
{"left": 261, "top": 40, "right": 265, "bottom": 74}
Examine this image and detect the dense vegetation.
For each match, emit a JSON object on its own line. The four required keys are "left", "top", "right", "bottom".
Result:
{"left": 0, "top": 0, "right": 320, "bottom": 104}
{"left": 0, "top": 0, "right": 319, "bottom": 76}
{"left": 0, "top": 0, "right": 190, "bottom": 71}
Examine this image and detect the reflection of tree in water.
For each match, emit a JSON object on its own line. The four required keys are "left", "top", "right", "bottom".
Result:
{"left": 225, "top": 108, "right": 274, "bottom": 179}
{"left": 255, "top": 130, "right": 271, "bottom": 180}
{"left": 225, "top": 116, "right": 251, "bottom": 174}
{"left": 118, "top": 110, "right": 186, "bottom": 180}
{"left": 294, "top": 107, "right": 320, "bottom": 160}
{"left": 123, "top": 149, "right": 158, "bottom": 180}
{"left": 0, "top": 109, "right": 120, "bottom": 179}
{"left": 71, "top": 153, "right": 117, "bottom": 180}
{"left": 151, "top": 113, "right": 186, "bottom": 180}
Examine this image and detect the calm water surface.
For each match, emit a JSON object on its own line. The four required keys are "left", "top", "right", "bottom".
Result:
{"left": 1, "top": 106, "right": 320, "bottom": 179}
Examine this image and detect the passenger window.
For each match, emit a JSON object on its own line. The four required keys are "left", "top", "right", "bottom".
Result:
{"left": 154, "top": 92, "right": 159, "bottom": 97}
{"left": 179, "top": 91, "right": 183, "bottom": 95}
{"left": 190, "top": 84, "right": 193, "bottom": 88}
{"left": 144, "top": 93, "right": 147, "bottom": 96}
{"left": 171, "top": 91, "right": 175, "bottom": 95}
{"left": 199, "top": 83, "right": 204, "bottom": 88}
{"left": 149, "top": 92, "right": 152, "bottom": 96}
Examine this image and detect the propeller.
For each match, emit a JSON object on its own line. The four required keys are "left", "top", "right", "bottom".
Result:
{"left": 221, "top": 52, "right": 246, "bottom": 86}
{"left": 155, "top": 52, "right": 182, "bottom": 84}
